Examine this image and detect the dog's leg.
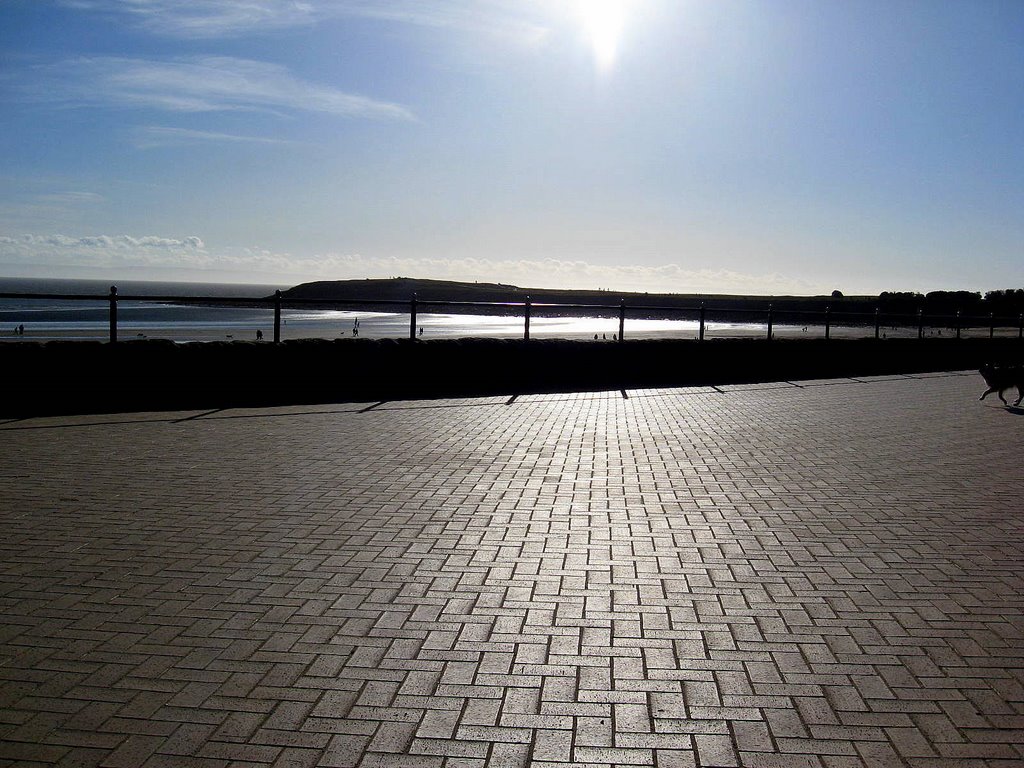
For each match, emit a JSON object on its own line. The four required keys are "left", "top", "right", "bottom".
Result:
{"left": 999, "top": 390, "right": 1008, "bottom": 405}
{"left": 980, "top": 387, "right": 994, "bottom": 401}
{"left": 1015, "top": 388, "right": 1023, "bottom": 407}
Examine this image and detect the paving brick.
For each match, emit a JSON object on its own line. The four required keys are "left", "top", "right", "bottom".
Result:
{"left": 2, "top": 373, "right": 1023, "bottom": 767}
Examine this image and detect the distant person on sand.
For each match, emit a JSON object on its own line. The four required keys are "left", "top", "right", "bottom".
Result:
{"left": 256, "top": 329, "right": 263, "bottom": 341}
{"left": 18, "top": 324, "right": 24, "bottom": 335}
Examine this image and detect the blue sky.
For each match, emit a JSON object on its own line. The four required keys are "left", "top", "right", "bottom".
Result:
{"left": 1, "top": 0, "right": 1021, "bottom": 294}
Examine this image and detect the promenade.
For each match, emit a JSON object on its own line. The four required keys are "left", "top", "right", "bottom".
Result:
{"left": 2, "top": 371, "right": 1022, "bottom": 768}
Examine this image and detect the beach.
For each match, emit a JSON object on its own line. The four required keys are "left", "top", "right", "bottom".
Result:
{"left": 2, "top": 278, "right": 1013, "bottom": 344}
{"left": 0, "top": 317, "right": 1002, "bottom": 344}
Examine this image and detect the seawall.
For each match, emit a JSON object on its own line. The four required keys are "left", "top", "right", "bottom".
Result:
{"left": 3, "top": 337, "right": 1020, "bottom": 417}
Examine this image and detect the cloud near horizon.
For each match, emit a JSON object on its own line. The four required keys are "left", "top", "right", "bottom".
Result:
{"left": 0, "top": 234, "right": 209, "bottom": 269}
{"left": 0, "top": 233, "right": 824, "bottom": 295}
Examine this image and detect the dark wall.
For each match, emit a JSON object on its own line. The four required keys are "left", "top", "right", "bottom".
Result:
{"left": 3, "top": 337, "right": 1020, "bottom": 417}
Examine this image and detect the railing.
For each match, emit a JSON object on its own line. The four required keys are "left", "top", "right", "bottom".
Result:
{"left": 2, "top": 285, "right": 1024, "bottom": 344}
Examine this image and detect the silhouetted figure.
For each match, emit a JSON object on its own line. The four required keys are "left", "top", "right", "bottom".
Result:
{"left": 594, "top": 334, "right": 599, "bottom": 340}
{"left": 18, "top": 324, "right": 24, "bottom": 335}
{"left": 256, "top": 329, "right": 263, "bottom": 341}
{"left": 602, "top": 333, "right": 606, "bottom": 340}
{"left": 613, "top": 333, "right": 617, "bottom": 341}
{"left": 419, "top": 327, "right": 424, "bottom": 336}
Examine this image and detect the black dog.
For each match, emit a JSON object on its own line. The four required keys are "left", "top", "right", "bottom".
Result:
{"left": 979, "top": 363, "right": 1024, "bottom": 406}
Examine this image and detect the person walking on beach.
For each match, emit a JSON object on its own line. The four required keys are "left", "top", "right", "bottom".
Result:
{"left": 256, "top": 329, "right": 263, "bottom": 341}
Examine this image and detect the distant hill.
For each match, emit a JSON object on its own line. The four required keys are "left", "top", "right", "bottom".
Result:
{"left": 280, "top": 278, "right": 530, "bottom": 304}
{"left": 276, "top": 278, "right": 1023, "bottom": 321}
{"left": 278, "top": 277, "right": 850, "bottom": 314}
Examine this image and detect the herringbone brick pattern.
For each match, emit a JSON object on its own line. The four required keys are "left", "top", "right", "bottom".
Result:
{"left": 1, "top": 372, "right": 1022, "bottom": 767}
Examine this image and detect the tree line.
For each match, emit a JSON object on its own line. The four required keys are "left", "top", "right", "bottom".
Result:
{"left": 877, "top": 289, "right": 1024, "bottom": 313}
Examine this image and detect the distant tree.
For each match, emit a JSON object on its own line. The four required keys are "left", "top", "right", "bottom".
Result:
{"left": 879, "top": 291, "right": 924, "bottom": 302}
{"left": 925, "top": 290, "right": 981, "bottom": 305}
{"left": 831, "top": 289, "right": 844, "bottom": 298}
{"left": 983, "top": 289, "right": 1024, "bottom": 311}
{"left": 984, "top": 288, "right": 1024, "bottom": 302}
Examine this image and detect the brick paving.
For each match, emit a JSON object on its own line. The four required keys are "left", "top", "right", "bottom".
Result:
{"left": 1, "top": 371, "right": 1023, "bottom": 768}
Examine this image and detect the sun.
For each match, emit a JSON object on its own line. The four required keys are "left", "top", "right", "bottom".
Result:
{"left": 576, "top": 0, "right": 628, "bottom": 71}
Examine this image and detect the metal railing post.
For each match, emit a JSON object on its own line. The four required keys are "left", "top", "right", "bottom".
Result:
{"left": 273, "top": 290, "right": 282, "bottom": 343}
{"left": 918, "top": 308, "right": 924, "bottom": 339}
{"left": 955, "top": 310, "right": 961, "bottom": 340}
{"left": 824, "top": 305, "right": 831, "bottom": 340}
{"left": 699, "top": 303, "right": 706, "bottom": 342}
{"left": 410, "top": 293, "right": 418, "bottom": 340}
{"left": 766, "top": 304, "right": 773, "bottom": 341}
{"left": 874, "top": 308, "right": 881, "bottom": 340}
{"left": 989, "top": 312, "right": 995, "bottom": 339}
{"left": 108, "top": 285, "right": 118, "bottom": 344}
{"left": 618, "top": 300, "right": 625, "bottom": 342}
{"left": 524, "top": 296, "right": 531, "bottom": 340}
{"left": 1019, "top": 314, "right": 1023, "bottom": 340}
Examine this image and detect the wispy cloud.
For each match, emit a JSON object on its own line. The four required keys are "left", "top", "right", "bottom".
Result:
{"left": 0, "top": 234, "right": 824, "bottom": 294}
{"left": 132, "top": 125, "right": 298, "bottom": 149}
{"left": 60, "top": 0, "right": 551, "bottom": 43}
{"left": 0, "top": 191, "right": 107, "bottom": 229}
{"left": 31, "top": 56, "right": 415, "bottom": 121}
{"left": 33, "top": 191, "right": 106, "bottom": 206}
{"left": 61, "top": 0, "right": 319, "bottom": 37}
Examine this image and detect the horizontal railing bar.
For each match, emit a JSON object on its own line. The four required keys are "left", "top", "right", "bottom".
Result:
{"left": 2, "top": 291, "right": 1022, "bottom": 329}
{"left": 0, "top": 292, "right": 113, "bottom": 301}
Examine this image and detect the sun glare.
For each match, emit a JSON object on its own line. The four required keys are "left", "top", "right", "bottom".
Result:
{"left": 577, "top": 0, "right": 628, "bottom": 71}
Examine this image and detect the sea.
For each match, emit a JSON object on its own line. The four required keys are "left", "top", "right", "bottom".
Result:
{"left": 0, "top": 277, "right": 791, "bottom": 343}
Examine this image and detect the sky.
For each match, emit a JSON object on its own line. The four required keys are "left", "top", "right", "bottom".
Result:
{"left": 0, "top": 0, "right": 1021, "bottom": 295}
